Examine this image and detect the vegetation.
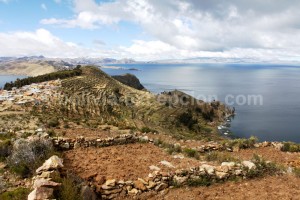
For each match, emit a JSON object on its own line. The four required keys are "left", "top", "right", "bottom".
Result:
{"left": 245, "top": 154, "right": 281, "bottom": 178}
{"left": 224, "top": 136, "right": 258, "bottom": 149}
{"left": 0, "top": 140, "right": 12, "bottom": 161}
{"left": 183, "top": 148, "right": 200, "bottom": 159}
{"left": 187, "top": 177, "right": 212, "bottom": 187}
{"left": 4, "top": 66, "right": 82, "bottom": 90}
{"left": 205, "top": 151, "right": 238, "bottom": 163}
{"left": 281, "top": 142, "right": 300, "bottom": 152}
{"left": 54, "top": 174, "right": 83, "bottom": 200}
{"left": 140, "top": 126, "right": 157, "bottom": 133}
{"left": 0, "top": 188, "right": 30, "bottom": 200}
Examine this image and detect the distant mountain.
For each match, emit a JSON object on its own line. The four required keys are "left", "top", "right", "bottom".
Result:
{"left": 0, "top": 56, "right": 139, "bottom": 76}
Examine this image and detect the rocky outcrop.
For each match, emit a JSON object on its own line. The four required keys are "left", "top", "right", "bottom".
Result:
{"left": 28, "top": 156, "right": 63, "bottom": 200}
{"left": 112, "top": 73, "right": 145, "bottom": 90}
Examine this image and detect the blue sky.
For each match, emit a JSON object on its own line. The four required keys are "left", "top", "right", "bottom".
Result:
{"left": 0, "top": 0, "right": 300, "bottom": 62}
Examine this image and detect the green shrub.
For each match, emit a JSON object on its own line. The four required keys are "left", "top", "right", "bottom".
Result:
{"left": 141, "top": 127, "right": 157, "bottom": 133}
{"left": 187, "top": 177, "right": 211, "bottom": 187}
{"left": 47, "top": 118, "right": 60, "bottom": 128}
{"left": 293, "top": 167, "right": 300, "bottom": 177}
{"left": 0, "top": 140, "right": 12, "bottom": 161}
{"left": 245, "top": 154, "right": 281, "bottom": 178}
{"left": 282, "top": 142, "right": 300, "bottom": 152}
{"left": 0, "top": 187, "right": 30, "bottom": 200}
{"left": 183, "top": 148, "right": 199, "bottom": 159}
{"left": 205, "top": 152, "right": 238, "bottom": 163}
{"left": 54, "top": 175, "right": 83, "bottom": 200}
{"left": 226, "top": 136, "right": 258, "bottom": 149}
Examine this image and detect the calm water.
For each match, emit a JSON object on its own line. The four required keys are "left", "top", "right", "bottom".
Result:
{"left": 102, "top": 63, "right": 300, "bottom": 143}
{"left": 0, "top": 75, "right": 27, "bottom": 89}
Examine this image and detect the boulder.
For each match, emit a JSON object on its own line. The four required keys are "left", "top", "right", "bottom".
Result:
{"left": 221, "top": 162, "right": 236, "bottom": 170}
{"left": 33, "top": 178, "right": 61, "bottom": 189}
{"left": 215, "top": 171, "right": 228, "bottom": 179}
{"left": 81, "top": 185, "right": 97, "bottom": 200}
{"left": 36, "top": 156, "right": 63, "bottom": 174}
{"left": 173, "top": 175, "right": 188, "bottom": 185}
{"left": 201, "top": 164, "right": 215, "bottom": 175}
{"left": 242, "top": 161, "right": 256, "bottom": 170}
{"left": 133, "top": 180, "right": 147, "bottom": 191}
{"left": 104, "top": 179, "right": 116, "bottom": 187}
{"left": 28, "top": 187, "right": 54, "bottom": 200}
{"left": 159, "top": 161, "right": 175, "bottom": 168}
{"left": 149, "top": 165, "right": 161, "bottom": 171}
{"left": 128, "top": 188, "right": 139, "bottom": 195}
{"left": 155, "top": 183, "right": 168, "bottom": 191}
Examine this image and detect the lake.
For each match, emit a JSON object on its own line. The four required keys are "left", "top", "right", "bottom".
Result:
{"left": 102, "top": 63, "right": 300, "bottom": 143}
{"left": 1, "top": 64, "right": 300, "bottom": 143}
{"left": 0, "top": 75, "right": 27, "bottom": 89}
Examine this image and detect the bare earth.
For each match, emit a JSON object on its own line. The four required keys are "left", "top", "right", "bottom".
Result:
{"left": 63, "top": 143, "right": 201, "bottom": 180}
{"left": 141, "top": 175, "right": 300, "bottom": 200}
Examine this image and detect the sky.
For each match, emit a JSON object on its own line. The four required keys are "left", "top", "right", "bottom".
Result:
{"left": 0, "top": 0, "right": 300, "bottom": 62}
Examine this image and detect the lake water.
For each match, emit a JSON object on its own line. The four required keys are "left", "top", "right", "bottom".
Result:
{"left": 102, "top": 63, "right": 300, "bottom": 143}
{"left": 0, "top": 75, "right": 27, "bottom": 89}
{"left": 1, "top": 64, "right": 300, "bottom": 143}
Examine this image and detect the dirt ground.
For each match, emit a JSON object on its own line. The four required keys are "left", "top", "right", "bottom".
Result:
{"left": 230, "top": 147, "right": 300, "bottom": 166}
{"left": 63, "top": 143, "right": 202, "bottom": 180}
{"left": 136, "top": 175, "right": 300, "bottom": 200}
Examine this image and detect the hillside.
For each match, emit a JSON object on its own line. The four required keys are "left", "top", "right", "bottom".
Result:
{"left": 0, "top": 58, "right": 73, "bottom": 76}
{"left": 50, "top": 66, "right": 231, "bottom": 138}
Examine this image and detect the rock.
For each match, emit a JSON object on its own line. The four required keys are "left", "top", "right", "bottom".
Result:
{"left": 104, "top": 179, "right": 116, "bottom": 187}
{"left": 272, "top": 142, "right": 284, "bottom": 151}
{"left": 28, "top": 187, "right": 54, "bottom": 200}
{"left": 95, "top": 175, "right": 106, "bottom": 185}
{"left": 235, "top": 169, "right": 243, "bottom": 176}
{"left": 36, "top": 156, "right": 63, "bottom": 174}
{"left": 140, "top": 136, "right": 149, "bottom": 142}
{"left": 201, "top": 164, "right": 215, "bottom": 175}
{"left": 155, "top": 183, "right": 168, "bottom": 191}
{"left": 146, "top": 181, "right": 156, "bottom": 189}
{"left": 262, "top": 141, "right": 271, "bottom": 147}
{"left": 112, "top": 74, "right": 145, "bottom": 90}
{"left": 81, "top": 185, "right": 97, "bottom": 200}
{"left": 74, "top": 142, "right": 81, "bottom": 149}
{"left": 33, "top": 178, "right": 61, "bottom": 189}
{"left": 221, "top": 162, "right": 236, "bottom": 170}
{"left": 60, "top": 142, "right": 70, "bottom": 149}
{"left": 133, "top": 180, "right": 147, "bottom": 191}
{"left": 138, "top": 178, "right": 148, "bottom": 185}
{"left": 102, "top": 188, "right": 122, "bottom": 195}
{"left": 38, "top": 171, "right": 60, "bottom": 179}
{"left": 159, "top": 160, "right": 175, "bottom": 168}
{"left": 242, "top": 161, "right": 256, "bottom": 170}
{"left": 215, "top": 171, "right": 228, "bottom": 179}
{"left": 128, "top": 188, "right": 139, "bottom": 195}
{"left": 173, "top": 154, "right": 185, "bottom": 159}
{"left": 149, "top": 165, "right": 161, "bottom": 171}
{"left": 173, "top": 176, "right": 188, "bottom": 185}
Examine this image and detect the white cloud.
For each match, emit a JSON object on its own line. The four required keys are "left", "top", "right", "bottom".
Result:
{"left": 54, "top": 0, "right": 61, "bottom": 3}
{"left": 0, "top": 29, "right": 116, "bottom": 58}
{"left": 17, "top": 0, "right": 300, "bottom": 62}
{"left": 41, "top": 3, "right": 47, "bottom": 11}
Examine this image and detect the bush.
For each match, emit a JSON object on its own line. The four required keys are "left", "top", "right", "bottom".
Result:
{"left": 183, "top": 148, "right": 199, "bottom": 159}
{"left": 54, "top": 174, "right": 83, "bottom": 200}
{"left": 245, "top": 154, "right": 281, "bottom": 178}
{"left": 0, "top": 140, "right": 12, "bottom": 161}
{"left": 282, "top": 142, "right": 300, "bottom": 152}
{"left": 293, "top": 167, "right": 300, "bottom": 178}
{"left": 226, "top": 136, "right": 258, "bottom": 149}
{"left": 205, "top": 152, "right": 238, "bottom": 163}
{"left": 47, "top": 118, "right": 60, "bottom": 128}
{"left": 8, "top": 138, "right": 54, "bottom": 177}
{"left": 141, "top": 127, "right": 157, "bottom": 133}
{"left": 187, "top": 177, "right": 211, "bottom": 187}
{"left": 0, "top": 187, "right": 30, "bottom": 200}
